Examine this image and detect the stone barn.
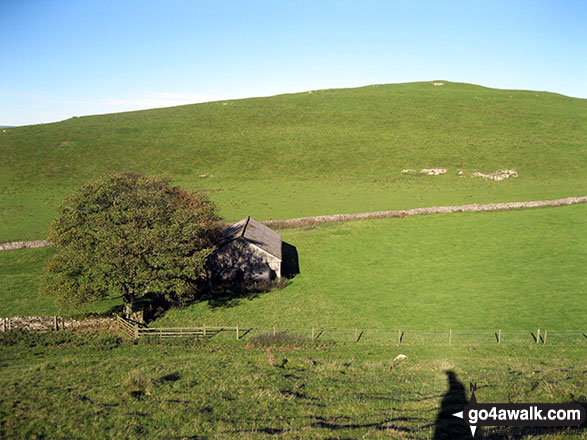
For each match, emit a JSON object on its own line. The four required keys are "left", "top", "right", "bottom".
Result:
{"left": 212, "top": 216, "right": 299, "bottom": 283}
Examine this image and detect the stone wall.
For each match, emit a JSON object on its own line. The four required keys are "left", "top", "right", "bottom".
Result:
{"left": 0, "top": 240, "right": 51, "bottom": 251}
{"left": 1, "top": 196, "right": 585, "bottom": 248}
{"left": 263, "top": 196, "right": 587, "bottom": 229}
{"left": 1, "top": 316, "right": 116, "bottom": 331}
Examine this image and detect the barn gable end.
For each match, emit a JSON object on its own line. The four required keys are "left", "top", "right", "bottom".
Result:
{"left": 212, "top": 216, "right": 284, "bottom": 282}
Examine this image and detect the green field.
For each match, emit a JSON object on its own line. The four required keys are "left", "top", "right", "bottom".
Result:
{"left": 1, "top": 332, "right": 585, "bottom": 439}
{"left": 0, "top": 81, "right": 585, "bottom": 439}
{"left": 2, "top": 205, "right": 585, "bottom": 333}
{"left": 1, "top": 81, "right": 586, "bottom": 241}
{"left": 160, "top": 205, "right": 586, "bottom": 332}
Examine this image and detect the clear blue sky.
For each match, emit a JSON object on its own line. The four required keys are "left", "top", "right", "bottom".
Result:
{"left": 1, "top": 0, "right": 585, "bottom": 126}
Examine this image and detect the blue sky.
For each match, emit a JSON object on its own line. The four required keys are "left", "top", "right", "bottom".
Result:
{"left": 1, "top": 0, "right": 585, "bottom": 126}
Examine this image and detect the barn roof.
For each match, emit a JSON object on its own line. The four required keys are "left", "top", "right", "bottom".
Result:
{"left": 222, "top": 216, "right": 282, "bottom": 260}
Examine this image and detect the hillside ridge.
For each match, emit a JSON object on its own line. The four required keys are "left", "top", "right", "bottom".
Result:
{"left": 1, "top": 80, "right": 585, "bottom": 241}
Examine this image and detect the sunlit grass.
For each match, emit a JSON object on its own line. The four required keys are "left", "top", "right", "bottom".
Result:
{"left": 1, "top": 81, "right": 585, "bottom": 241}
{"left": 0, "top": 333, "right": 584, "bottom": 439}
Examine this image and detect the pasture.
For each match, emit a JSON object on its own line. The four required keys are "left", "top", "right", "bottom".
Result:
{"left": 1, "top": 81, "right": 586, "bottom": 241}
{"left": 2, "top": 204, "right": 584, "bottom": 332}
{"left": 0, "top": 332, "right": 585, "bottom": 439}
{"left": 0, "top": 81, "right": 585, "bottom": 439}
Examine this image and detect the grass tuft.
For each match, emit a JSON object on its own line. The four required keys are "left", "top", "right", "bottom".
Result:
{"left": 123, "top": 369, "right": 155, "bottom": 398}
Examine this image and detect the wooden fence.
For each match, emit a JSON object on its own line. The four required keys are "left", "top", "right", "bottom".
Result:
{"left": 1, "top": 316, "right": 583, "bottom": 345}
{"left": 116, "top": 315, "right": 245, "bottom": 340}
{"left": 116, "top": 315, "right": 138, "bottom": 338}
{"left": 251, "top": 327, "right": 585, "bottom": 345}
{"left": 112, "top": 317, "right": 586, "bottom": 344}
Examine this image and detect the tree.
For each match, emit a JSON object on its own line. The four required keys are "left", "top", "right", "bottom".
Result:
{"left": 41, "top": 172, "right": 222, "bottom": 314}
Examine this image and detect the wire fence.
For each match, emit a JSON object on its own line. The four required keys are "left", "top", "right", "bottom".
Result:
{"left": 2, "top": 316, "right": 585, "bottom": 345}
{"left": 177, "top": 326, "right": 586, "bottom": 345}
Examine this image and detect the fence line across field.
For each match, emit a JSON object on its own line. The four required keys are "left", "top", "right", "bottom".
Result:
{"left": 247, "top": 327, "right": 585, "bottom": 345}
{"left": 1, "top": 316, "right": 584, "bottom": 344}
{"left": 115, "top": 318, "right": 586, "bottom": 344}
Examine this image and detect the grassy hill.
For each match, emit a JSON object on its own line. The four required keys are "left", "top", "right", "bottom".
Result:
{"left": 1, "top": 82, "right": 585, "bottom": 439}
{"left": 160, "top": 205, "right": 586, "bottom": 331}
{"left": 1, "top": 81, "right": 586, "bottom": 241}
{"left": 0, "top": 80, "right": 585, "bottom": 327}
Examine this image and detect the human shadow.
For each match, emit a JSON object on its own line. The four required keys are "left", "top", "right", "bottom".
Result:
{"left": 433, "top": 371, "right": 471, "bottom": 440}
{"left": 433, "top": 371, "right": 586, "bottom": 440}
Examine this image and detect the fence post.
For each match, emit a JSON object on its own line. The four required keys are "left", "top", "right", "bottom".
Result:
{"left": 544, "top": 330, "right": 547, "bottom": 345}
{"left": 273, "top": 325, "right": 276, "bottom": 336}
{"left": 398, "top": 329, "right": 401, "bottom": 345}
{"left": 134, "top": 323, "right": 139, "bottom": 339}
{"left": 449, "top": 329, "right": 452, "bottom": 345}
{"left": 236, "top": 325, "right": 239, "bottom": 340}
{"left": 53, "top": 316, "right": 58, "bottom": 331}
{"left": 498, "top": 329, "right": 501, "bottom": 344}
{"left": 537, "top": 328, "right": 540, "bottom": 344}
{"left": 203, "top": 324, "right": 206, "bottom": 337}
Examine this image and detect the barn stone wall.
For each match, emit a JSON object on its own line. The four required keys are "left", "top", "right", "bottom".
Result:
{"left": 212, "top": 238, "right": 281, "bottom": 282}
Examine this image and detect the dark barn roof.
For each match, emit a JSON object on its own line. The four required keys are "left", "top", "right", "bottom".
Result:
{"left": 221, "top": 216, "right": 282, "bottom": 260}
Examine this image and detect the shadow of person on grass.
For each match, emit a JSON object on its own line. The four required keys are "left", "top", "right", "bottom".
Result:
{"left": 433, "top": 371, "right": 471, "bottom": 440}
{"left": 433, "top": 371, "right": 586, "bottom": 440}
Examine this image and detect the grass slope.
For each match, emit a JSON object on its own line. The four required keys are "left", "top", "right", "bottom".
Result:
{"left": 1, "top": 333, "right": 585, "bottom": 439}
{"left": 3, "top": 205, "right": 584, "bottom": 331}
{"left": 159, "top": 205, "right": 586, "bottom": 331}
{"left": 0, "top": 246, "right": 121, "bottom": 317}
{"left": 1, "top": 81, "right": 586, "bottom": 241}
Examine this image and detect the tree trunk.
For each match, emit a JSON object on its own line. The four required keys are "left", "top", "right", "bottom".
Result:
{"left": 124, "top": 302, "right": 133, "bottom": 319}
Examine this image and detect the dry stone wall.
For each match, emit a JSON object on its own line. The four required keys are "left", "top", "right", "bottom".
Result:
{"left": 1, "top": 197, "right": 585, "bottom": 248}
{"left": 0, "top": 240, "right": 50, "bottom": 251}
{"left": 263, "top": 196, "right": 587, "bottom": 229}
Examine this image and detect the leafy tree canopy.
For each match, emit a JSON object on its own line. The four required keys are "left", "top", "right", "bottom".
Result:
{"left": 41, "top": 172, "right": 222, "bottom": 310}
